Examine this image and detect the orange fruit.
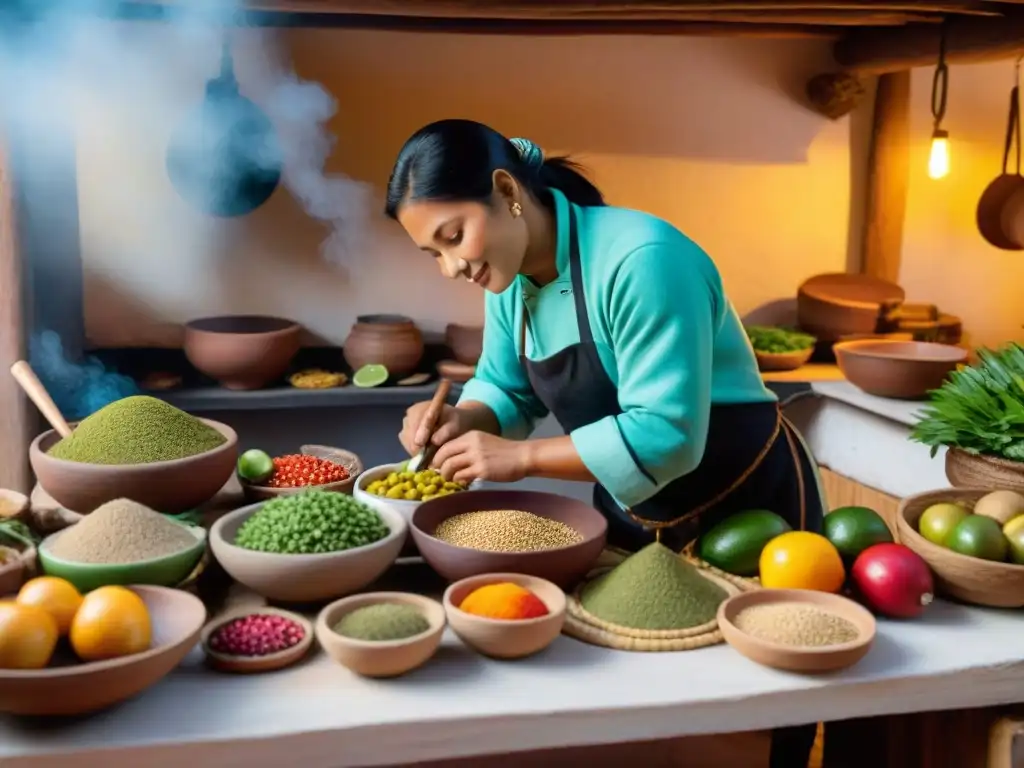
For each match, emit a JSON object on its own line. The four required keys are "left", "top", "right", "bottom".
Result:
{"left": 16, "top": 577, "right": 83, "bottom": 635}
{"left": 70, "top": 586, "right": 152, "bottom": 662}
{"left": 0, "top": 601, "right": 58, "bottom": 669}
{"left": 759, "top": 531, "right": 846, "bottom": 593}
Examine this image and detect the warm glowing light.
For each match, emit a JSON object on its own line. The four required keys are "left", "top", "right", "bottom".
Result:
{"left": 928, "top": 129, "right": 950, "bottom": 179}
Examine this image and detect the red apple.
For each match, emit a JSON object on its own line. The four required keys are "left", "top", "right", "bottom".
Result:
{"left": 851, "top": 543, "right": 934, "bottom": 618}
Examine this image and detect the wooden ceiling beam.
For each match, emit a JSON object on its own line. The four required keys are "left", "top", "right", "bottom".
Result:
{"left": 835, "top": 12, "right": 1024, "bottom": 72}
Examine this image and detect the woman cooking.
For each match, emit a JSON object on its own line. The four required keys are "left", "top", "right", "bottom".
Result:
{"left": 388, "top": 119, "right": 825, "bottom": 766}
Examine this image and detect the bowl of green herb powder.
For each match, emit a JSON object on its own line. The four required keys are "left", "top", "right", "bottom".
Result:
{"left": 210, "top": 491, "right": 407, "bottom": 603}
{"left": 30, "top": 396, "right": 238, "bottom": 514}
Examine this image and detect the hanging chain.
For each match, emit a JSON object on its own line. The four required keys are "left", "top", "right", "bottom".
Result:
{"left": 931, "top": 20, "right": 949, "bottom": 129}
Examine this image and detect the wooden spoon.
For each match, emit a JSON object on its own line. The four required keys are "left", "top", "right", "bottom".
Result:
{"left": 9, "top": 360, "right": 72, "bottom": 438}
{"left": 407, "top": 378, "right": 452, "bottom": 472}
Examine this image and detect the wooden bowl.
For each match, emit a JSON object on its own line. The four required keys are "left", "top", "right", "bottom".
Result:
{"left": 797, "top": 273, "right": 904, "bottom": 341}
{"left": 184, "top": 315, "right": 301, "bottom": 391}
{"left": 410, "top": 490, "right": 608, "bottom": 589}
{"left": 445, "top": 324, "right": 483, "bottom": 365}
{"left": 353, "top": 463, "right": 483, "bottom": 557}
{"left": 0, "top": 545, "right": 36, "bottom": 597}
{"left": 833, "top": 339, "right": 967, "bottom": 399}
{"left": 29, "top": 419, "right": 238, "bottom": 515}
{"left": 209, "top": 501, "right": 406, "bottom": 603}
{"left": 896, "top": 487, "right": 1024, "bottom": 608}
{"left": 240, "top": 445, "right": 364, "bottom": 503}
{"left": 202, "top": 607, "right": 314, "bottom": 674}
{"left": 945, "top": 448, "right": 1024, "bottom": 495}
{"left": 718, "top": 589, "right": 876, "bottom": 674}
{"left": 315, "top": 592, "right": 445, "bottom": 677}
{"left": 754, "top": 347, "right": 813, "bottom": 372}
{"left": 443, "top": 573, "right": 566, "bottom": 659}
{"left": 0, "top": 585, "right": 206, "bottom": 716}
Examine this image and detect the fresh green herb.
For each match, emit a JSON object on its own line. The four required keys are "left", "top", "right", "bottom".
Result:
{"left": 0, "top": 520, "right": 40, "bottom": 550}
{"left": 745, "top": 326, "right": 816, "bottom": 354}
{"left": 910, "top": 343, "right": 1024, "bottom": 461}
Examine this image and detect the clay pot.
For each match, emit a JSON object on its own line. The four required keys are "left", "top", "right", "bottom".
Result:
{"left": 343, "top": 315, "right": 424, "bottom": 378}
{"left": 445, "top": 324, "right": 483, "bottom": 365}
{"left": 797, "top": 273, "right": 905, "bottom": 342}
{"left": 185, "top": 315, "right": 301, "bottom": 390}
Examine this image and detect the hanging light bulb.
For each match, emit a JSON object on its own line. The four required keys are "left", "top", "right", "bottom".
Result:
{"left": 928, "top": 23, "right": 950, "bottom": 179}
{"left": 928, "top": 128, "right": 950, "bottom": 180}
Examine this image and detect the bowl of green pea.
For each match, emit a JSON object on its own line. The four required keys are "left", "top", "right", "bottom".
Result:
{"left": 745, "top": 326, "right": 817, "bottom": 372}
{"left": 209, "top": 490, "right": 407, "bottom": 603}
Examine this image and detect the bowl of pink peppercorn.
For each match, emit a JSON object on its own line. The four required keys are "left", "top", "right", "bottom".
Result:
{"left": 201, "top": 607, "right": 314, "bottom": 674}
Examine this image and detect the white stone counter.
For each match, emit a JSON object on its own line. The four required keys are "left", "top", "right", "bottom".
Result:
{"left": 782, "top": 382, "right": 950, "bottom": 498}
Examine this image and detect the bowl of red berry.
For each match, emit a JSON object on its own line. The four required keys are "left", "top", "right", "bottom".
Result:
{"left": 237, "top": 444, "right": 363, "bottom": 503}
{"left": 202, "top": 607, "right": 314, "bottom": 674}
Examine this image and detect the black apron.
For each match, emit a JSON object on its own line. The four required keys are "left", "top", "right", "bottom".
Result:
{"left": 519, "top": 207, "right": 825, "bottom": 553}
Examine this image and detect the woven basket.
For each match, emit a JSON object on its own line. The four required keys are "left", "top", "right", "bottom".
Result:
{"left": 563, "top": 547, "right": 760, "bottom": 652}
{"left": 945, "top": 448, "right": 1024, "bottom": 495}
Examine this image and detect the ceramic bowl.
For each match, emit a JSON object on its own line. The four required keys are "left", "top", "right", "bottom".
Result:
{"left": 410, "top": 489, "right": 608, "bottom": 588}
{"left": 0, "top": 488, "right": 29, "bottom": 519}
{"left": 717, "top": 589, "right": 876, "bottom": 674}
{"left": 896, "top": 487, "right": 1024, "bottom": 608}
{"left": 445, "top": 324, "right": 483, "bottom": 365}
{"left": 833, "top": 339, "right": 968, "bottom": 399}
{"left": 0, "top": 545, "right": 36, "bottom": 597}
{"left": 184, "top": 315, "right": 302, "bottom": 391}
{"left": 754, "top": 347, "right": 813, "bottom": 372}
{"left": 316, "top": 592, "right": 446, "bottom": 677}
{"left": 202, "top": 607, "right": 315, "bottom": 674}
{"left": 0, "top": 585, "right": 206, "bottom": 716}
{"left": 38, "top": 523, "right": 207, "bottom": 593}
{"left": 29, "top": 419, "right": 238, "bottom": 515}
{"left": 240, "top": 445, "right": 364, "bottom": 503}
{"left": 209, "top": 501, "right": 407, "bottom": 603}
{"left": 354, "top": 463, "right": 483, "bottom": 557}
{"left": 443, "top": 573, "right": 566, "bottom": 659}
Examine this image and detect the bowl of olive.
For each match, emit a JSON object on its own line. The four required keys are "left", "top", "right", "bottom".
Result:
{"left": 354, "top": 463, "right": 482, "bottom": 557}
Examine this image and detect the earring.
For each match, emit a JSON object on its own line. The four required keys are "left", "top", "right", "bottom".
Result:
{"left": 510, "top": 201, "right": 522, "bottom": 218}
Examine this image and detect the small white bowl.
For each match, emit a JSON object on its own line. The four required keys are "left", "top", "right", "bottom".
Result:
{"left": 209, "top": 501, "right": 407, "bottom": 603}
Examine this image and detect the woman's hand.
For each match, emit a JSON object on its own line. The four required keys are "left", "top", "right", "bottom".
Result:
{"left": 431, "top": 431, "right": 530, "bottom": 484}
{"left": 399, "top": 403, "right": 471, "bottom": 456}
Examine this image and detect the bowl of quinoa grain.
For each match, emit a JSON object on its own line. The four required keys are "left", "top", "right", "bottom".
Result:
{"left": 717, "top": 589, "right": 876, "bottom": 674}
{"left": 38, "top": 498, "right": 207, "bottom": 593}
{"left": 410, "top": 490, "right": 607, "bottom": 588}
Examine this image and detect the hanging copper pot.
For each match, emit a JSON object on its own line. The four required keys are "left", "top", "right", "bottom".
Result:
{"left": 977, "top": 83, "right": 1024, "bottom": 250}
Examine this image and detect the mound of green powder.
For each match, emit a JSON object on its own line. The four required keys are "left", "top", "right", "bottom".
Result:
{"left": 48, "top": 396, "right": 226, "bottom": 465}
{"left": 580, "top": 542, "right": 728, "bottom": 630}
{"left": 334, "top": 603, "right": 430, "bottom": 641}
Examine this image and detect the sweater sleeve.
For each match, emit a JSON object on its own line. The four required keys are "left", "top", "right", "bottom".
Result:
{"left": 569, "top": 240, "right": 719, "bottom": 508}
{"left": 458, "top": 290, "right": 549, "bottom": 440}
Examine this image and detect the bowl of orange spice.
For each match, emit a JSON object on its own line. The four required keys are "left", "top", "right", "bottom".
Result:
{"left": 443, "top": 573, "right": 566, "bottom": 659}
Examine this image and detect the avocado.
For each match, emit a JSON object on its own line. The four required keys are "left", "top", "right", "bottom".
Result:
{"left": 697, "top": 509, "right": 792, "bottom": 577}
{"left": 824, "top": 506, "right": 894, "bottom": 563}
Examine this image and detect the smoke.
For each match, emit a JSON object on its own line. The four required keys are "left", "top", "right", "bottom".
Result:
{"left": 0, "top": 1, "right": 373, "bottom": 412}
{"left": 30, "top": 330, "right": 139, "bottom": 421}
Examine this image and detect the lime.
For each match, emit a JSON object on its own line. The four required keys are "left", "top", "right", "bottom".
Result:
{"left": 824, "top": 506, "right": 893, "bottom": 562}
{"left": 237, "top": 449, "right": 274, "bottom": 483}
{"left": 946, "top": 515, "right": 1008, "bottom": 562}
{"left": 1004, "top": 516, "right": 1024, "bottom": 564}
{"left": 918, "top": 502, "right": 969, "bottom": 546}
{"left": 353, "top": 364, "right": 389, "bottom": 388}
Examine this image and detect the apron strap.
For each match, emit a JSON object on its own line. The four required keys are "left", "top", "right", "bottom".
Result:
{"left": 625, "top": 404, "right": 809, "bottom": 535}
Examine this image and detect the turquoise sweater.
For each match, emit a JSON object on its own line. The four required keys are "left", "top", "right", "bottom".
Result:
{"left": 459, "top": 188, "right": 774, "bottom": 509}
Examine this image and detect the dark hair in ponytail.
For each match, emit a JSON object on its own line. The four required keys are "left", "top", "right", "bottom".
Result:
{"left": 385, "top": 119, "right": 604, "bottom": 219}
